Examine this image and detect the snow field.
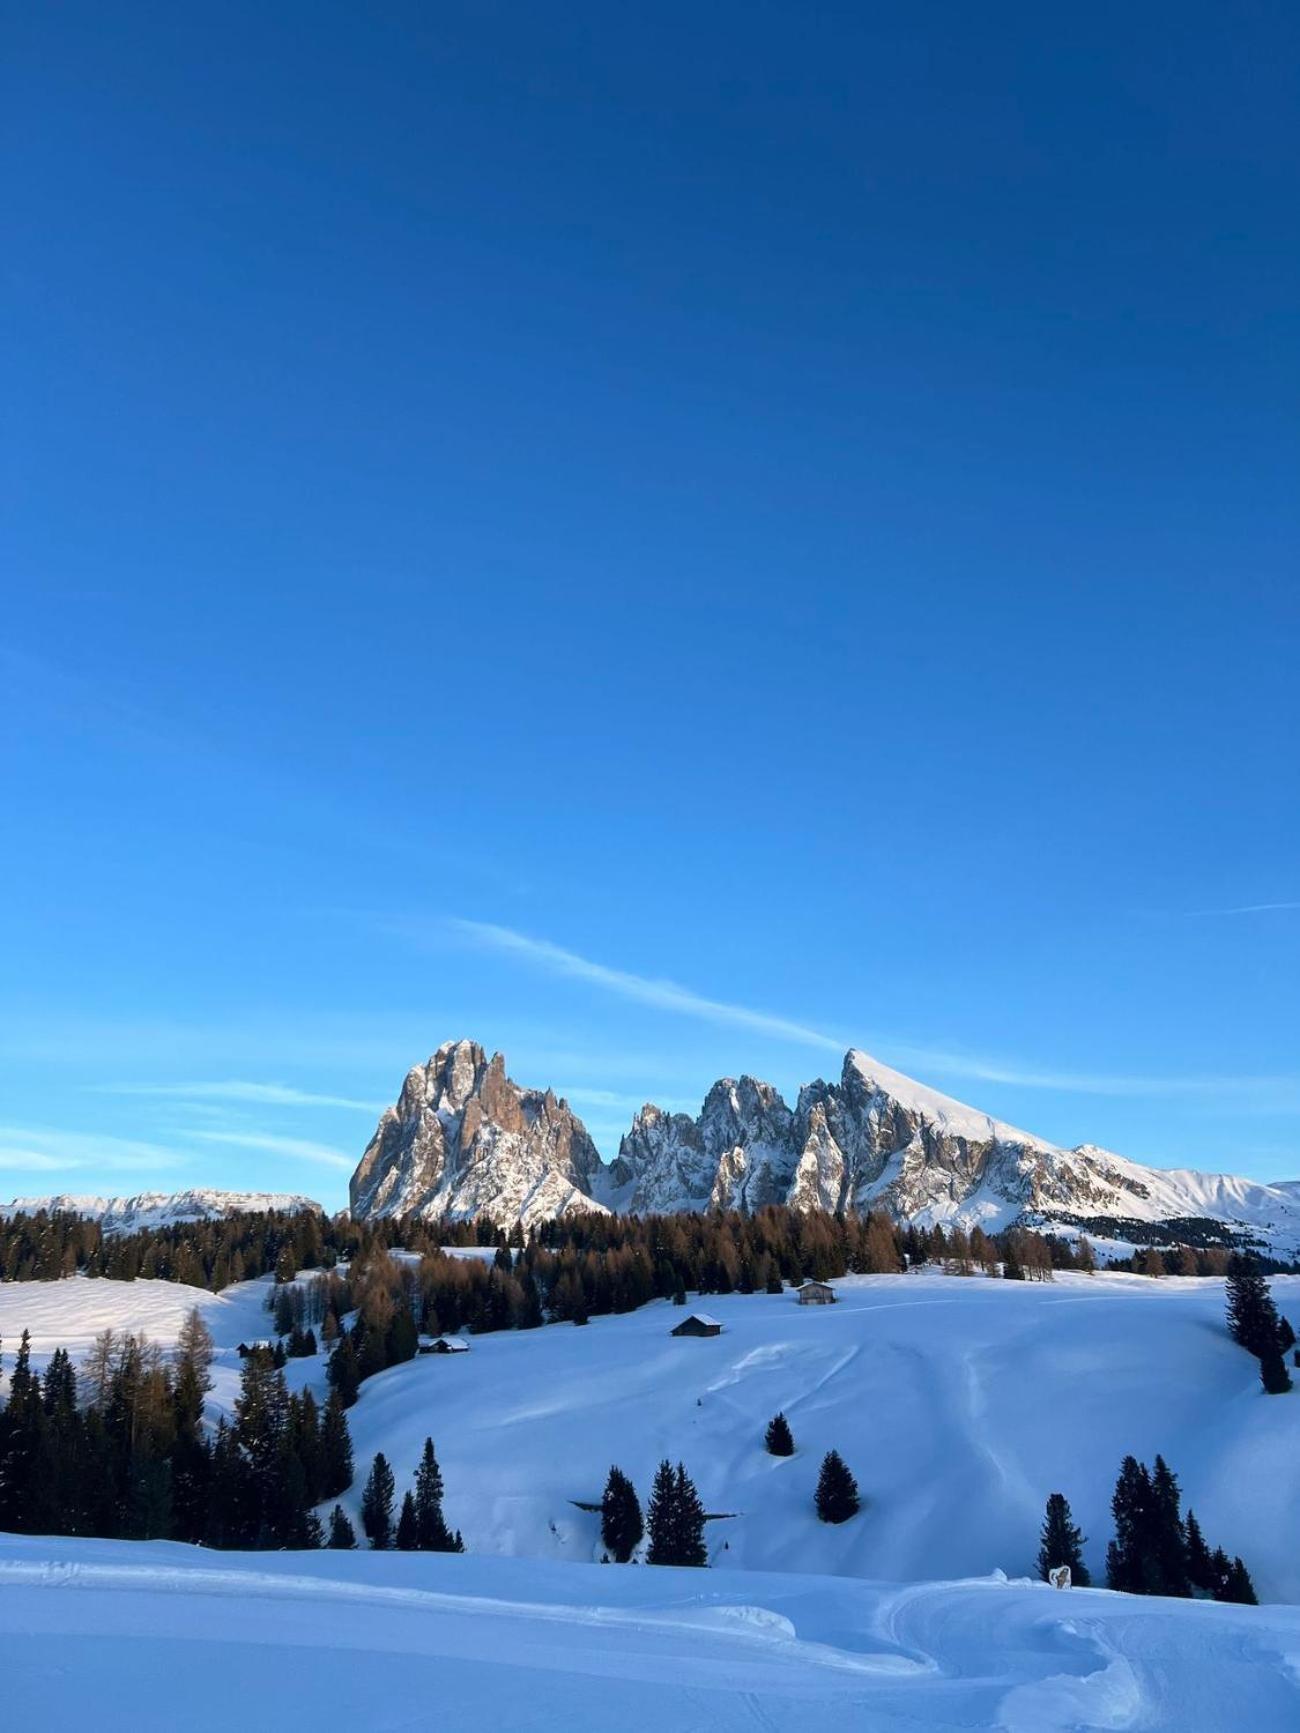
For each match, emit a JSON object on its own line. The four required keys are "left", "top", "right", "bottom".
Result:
{"left": 3, "top": 1267, "right": 1299, "bottom": 1600}
{"left": 2, "top": 1535, "right": 1299, "bottom": 1730}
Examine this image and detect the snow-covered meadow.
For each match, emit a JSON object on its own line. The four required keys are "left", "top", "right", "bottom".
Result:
{"left": 3, "top": 1266, "right": 1298, "bottom": 1599}
{"left": 2, "top": 1533, "right": 1298, "bottom": 1730}
{"left": 4, "top": 1265, "right": 1300, "bottom": 1727}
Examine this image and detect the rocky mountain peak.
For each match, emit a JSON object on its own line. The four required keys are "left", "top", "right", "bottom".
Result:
{"left": 346, "top": 1038, "right": 1300, "bottom": 1254}
{"left": 350, "top": 1041, "right": 604, "bottom": 1227}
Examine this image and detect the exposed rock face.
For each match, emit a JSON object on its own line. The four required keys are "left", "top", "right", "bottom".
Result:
{"left": 608, "top": 1076, "right": 796, "bottom": 1214}
{"left": 348, "top": 1039, "right": 1300, "bottom": 1251}
{"left": 350, "top": 1040, "right": 606, "bottom": 1227}
{"left": 610, "top": 1050, "right": 1300, "bottom": 1247}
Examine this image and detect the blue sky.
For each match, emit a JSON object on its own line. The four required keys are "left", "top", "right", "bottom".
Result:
{"left": 3, "top": 2, "right": 1297, "bottom": 1208}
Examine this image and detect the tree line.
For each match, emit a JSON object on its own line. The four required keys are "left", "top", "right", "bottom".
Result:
{"left": 1037, "top": 1457, "right": 1256, "bottom": 1603}
{"left": 0, "top": 1311, "right": 354, "bottom": 1548}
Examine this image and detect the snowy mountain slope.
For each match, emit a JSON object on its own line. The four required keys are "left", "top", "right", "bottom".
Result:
{"left": 0, "top": 1271, "right": 323, "bottom": 1421}
{"left": 329, "top": 1271, "right": 1300, "bottom": 1602}
{"left": 0, "top": 1189, "right": 322, "bottom": 1235}
{"left": 3, "top": 1535, "right": 1298, "bottom": 1732}
{"left": 351, "top": 1040, "right": 605, "bottom": 1226}
{"left": 4, "top": 1267, "right": 1299, "bottom": 1603}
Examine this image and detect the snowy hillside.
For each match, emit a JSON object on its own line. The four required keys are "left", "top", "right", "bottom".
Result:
{"left": 0, "top": 1189, "right": 323, "bottom": 1235}
{"left": 6, "top": 1266, "right": 1298, "bottom": 1603}
{"left": 2, "top": 1535, "right": 1298, "bottom": 1731}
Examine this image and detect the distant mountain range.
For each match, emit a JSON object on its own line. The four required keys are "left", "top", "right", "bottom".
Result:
{"left": 11, "top": 1044, "right": 1298, "bottom": 1256}
{"left": 0, "top": 1189, "right": 322, "bottom": 1236}
{"left": 348, "top": 1040, "right": 1300, "bottom": 1256}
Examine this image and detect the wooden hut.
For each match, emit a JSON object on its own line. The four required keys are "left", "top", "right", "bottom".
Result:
{"left": 794, "top": 1279, "right": 836, "bottom": 1306}
{"left": 671, "top": 1312, "right": 722, "bottom": 1338}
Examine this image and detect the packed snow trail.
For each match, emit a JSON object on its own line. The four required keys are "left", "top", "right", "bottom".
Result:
{"left": 3, "top": 1537, "right": 1299, "bottom": 1730}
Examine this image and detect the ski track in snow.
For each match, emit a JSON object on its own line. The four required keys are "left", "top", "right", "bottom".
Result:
{"left": 4, "top": 1541, "right": 1299, "bottom": 1730}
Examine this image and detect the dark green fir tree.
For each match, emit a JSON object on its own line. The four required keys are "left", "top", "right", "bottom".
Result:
{"left": 815, "top": 1450, "right": 860, "bottom": 1524}
{"left": 1036, "top": 1492, "right": 1090, "bottom": 1585}
{"left": 361, "top": 1452, "right": 395, "bottom": 1549}
{"left": 600, "top": 1466, "right": 644, "bottom": 1563}
{"left": 765, "top": 1413, "right": 795, "bottom": 1456}
{"left": 327, "top": 1504, "right": 357, "bottom": 1549}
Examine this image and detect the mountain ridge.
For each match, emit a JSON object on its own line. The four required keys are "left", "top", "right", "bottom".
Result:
{"left": 0, "top": 1189, "right": 323, "bottom": 1235}
{"left": 348, "top": 1039, "right": 1300, "bottom": 1254}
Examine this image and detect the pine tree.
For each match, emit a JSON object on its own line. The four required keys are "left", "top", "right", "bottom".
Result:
{"left": 395, "top": 1490, "right": 418, "bottom": 1551}
{"left": 673, "top": 1464, "right": 707, "bottom": 1567}
{"left": 1036, "top": 1493, "right": 1090, "bottom": 1585}
{"left": 764, "top": 1412, "right": 795, "bottom": 1456}
{"left": 600, "top": 1466, "right": 644, "bottom": 1563}
{"left": 412, "top": 1437, "right": 462, "bottom": 1551}
{"left": 815, "top": 1450, "right": 860, "bottom": 1524}
{"left": 319, "top": 1389, "right": 354, "bottom": 1498}
{"left": 1149, "top": 1456, "right": 1189, "bottom": 1596}
{"left": 327, "top": 1504, "right": 356, "bottom": 1549}
{"left": 327, "top": 1335, "right": 361, "bottom": 1409}
{"left": 1259, "top": 1341, "right": 1293, "bottom": 1395}
{"left": 1106, "top": 1455, "right": 1152, "bottom": 1593}
{"left": 646, "top": 1459, "right": 678, "bottom": 1565}
{"left": 361, "top": 1452, "right": 395, "bottom": 1549}
{"left": 1225, "top": 1257, "right": 1284, "bottom": 1360}
{"left": 1220, "top": 1557, "right": 1258, "bottom": 1605}
{"left": 1185, "top": 1509, "right": 1214, "bottom": 1594}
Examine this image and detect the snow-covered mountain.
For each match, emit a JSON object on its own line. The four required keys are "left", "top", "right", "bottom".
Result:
{"left": 350, "top": 1040, "right": 605, "bottom": 1227}
{"left": 351, "top": 1040, "right": 1300, "bottom": 1253}
{"left": 612, "top": 1049, "right": 1300, "bottom": 1254}
{"left": 0, "top": 1189, "right": 323, "bottom": 1235}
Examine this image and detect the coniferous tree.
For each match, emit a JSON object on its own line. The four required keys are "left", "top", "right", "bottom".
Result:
{"left": 600, "top": 1466, "right": 644, "bottom": 1563}
{"left": 1185, "top": 1509, "right": 1214, "bottom": 1594}
{"left": 1106, "top": 1456, "right": 1152, "bottom": 1593}
{"left": 395, "top": 1490, "right": 418, "bottom": 1551}
{"left": 412, "top": 1437, "right": 462, "bottom": 1551}
{"left": 327, "top": 1335, "right": 361, "bottom": 1409}
{"left": 673, "top": 1464, "right": 707, "bottom": 1567}
{"left": 1036, "top": 1493, "right": 1090, "bottom": 1585}
{"left": 361, "top": 1452, "right": 396, "bottom": 1549}
{"left": 319, "top": 1389, "right": 354, "bottom": 1499}
{"left": 646, "top": 1459, "right": 706, "bottom": 1566}
{"left": 1150, "top": 1456, "right": 1190, "bottom": 1597}
{"left": 764, "top": 1413, "right": 795, "bottom": 1456}
{"left": 327, "top": 1504, "right": 357, "bottom": 1549}
{"left": 1225, "top": 1258, "right": 1284, "bottom": 1360}
{"left": 1220, "top": 1557, "right": 1258, "bottom": 1605}
{"left": 815, "top": 1450, "right": 860, "bottom": 1524}
{"left": 1259, "top": 1340, "right": 1293, "bottom": 1395}
{"left": 646, "top": 1459, "right": 678, "bottom": 1565}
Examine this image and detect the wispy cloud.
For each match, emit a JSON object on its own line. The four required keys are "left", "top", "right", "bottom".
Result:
{"left": 885, "top": 1044, "right": 1300, "bottom": 1104}
{"left": 94, "top": 1080, "right": 384, "bottom": 1113}
{"left": 0, "top": 1127, "right": 189, "bottom": 1175}
{"left": 558, "top": 1086, "right": 694, "bottom": 1113}
{"left": 445, "top": 919, "right": 1300, "bottom": 1111}
{"left": 184, "top": 1130, "right": 355, "bottom": 1171}
{"left": 448, "top": 919, "right": 846, "bottom": 1054}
